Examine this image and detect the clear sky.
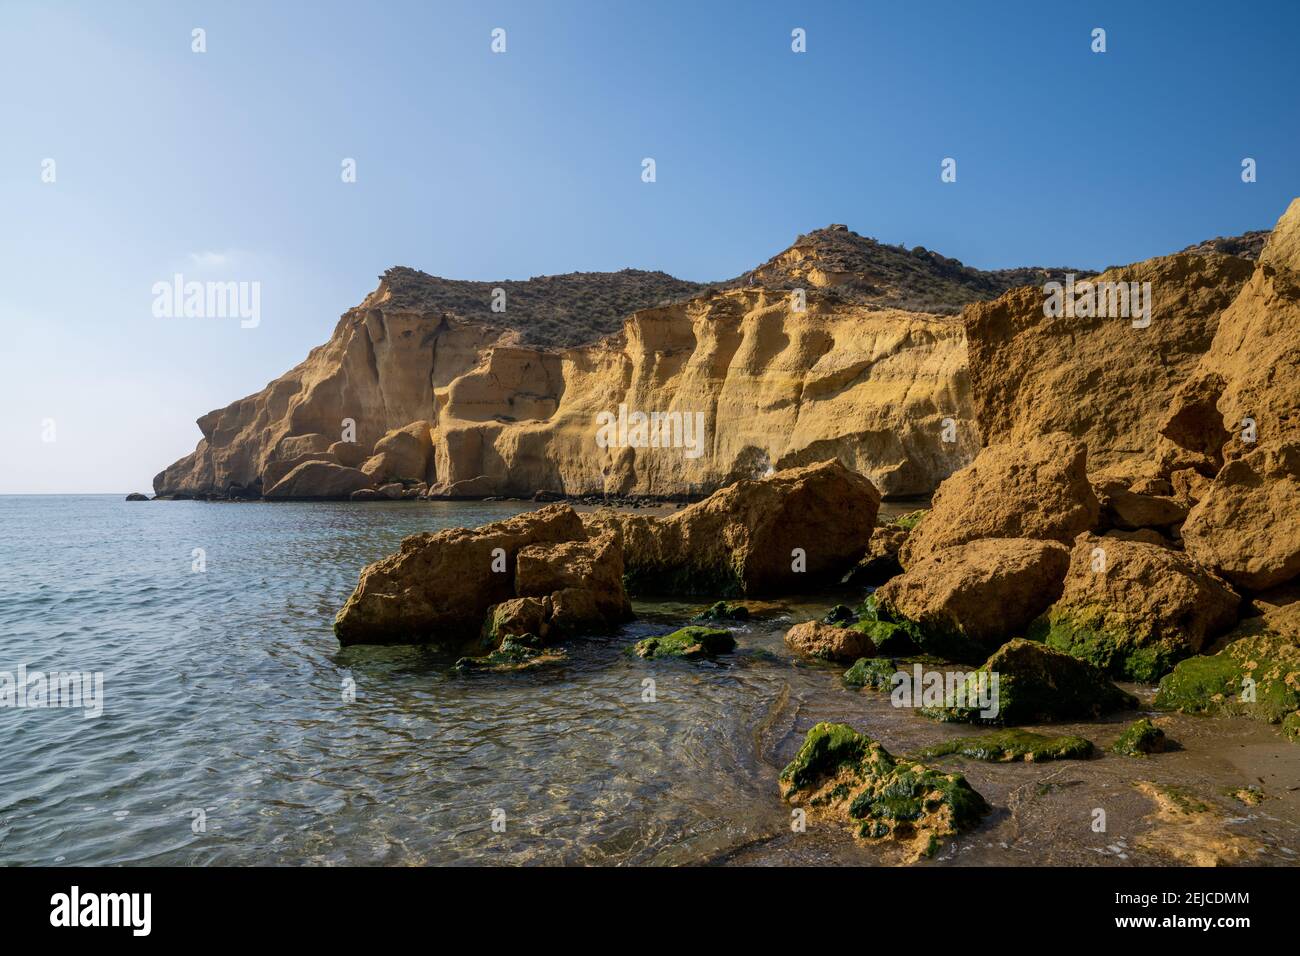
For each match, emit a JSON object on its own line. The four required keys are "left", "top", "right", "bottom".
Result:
{"left": 2, "top": 0, "right": 1297, "bottom": 493}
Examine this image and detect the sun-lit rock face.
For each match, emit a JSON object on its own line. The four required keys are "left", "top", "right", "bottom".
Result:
{"left": 154, "top": 278, "right": 978, "bottom": 499}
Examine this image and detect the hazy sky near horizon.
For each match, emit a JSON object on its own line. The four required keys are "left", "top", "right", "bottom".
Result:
{"left": 2, "top": 0, "right": 1298, "bottom": 493}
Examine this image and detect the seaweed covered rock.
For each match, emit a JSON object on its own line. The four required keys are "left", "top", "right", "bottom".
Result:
{"left": 693, "top": 601, "right": 751, "bottom": 622}
{"left": 784, "top": 620, "right": 874, "bottom": 663}
{"left": 779, "top": 722, "right": 989, "bottom": 862}
{"left": 926, "top": 638, "right": 1137, "bottom": 725}
{"left": 875, "top": 538, "right": 1070, "bottom": 661}
{"left": 632, "top": 626, "right": 736, "bottom": 661}
{"left": 849, "top": 596, "right": 923, "bottom": 656}
{"left": 454, "top": 634, "right": 566, "bottom": 673}
{"left": 584, "top": 460, "right": 881, "bottom": 597}
{"left": 1154, "top": 602, "right": 1300, "bottom": 740}
{"left": 335, "top": 504, "right": 589, "bottom": 647}
{"left": 899, "top": 433, "right": 1100, "bottom": 567}
{"left": 843, "top": 657, "right": 900, "bottom": 690}
{"left": 1030, "top": 533, "right": 1240, "bottom": 682}
{"left": 916, "top": 729, "right": 1094, "bottom": 763}
{"left": 1111, "top": 718, "right": 1168, "bottom": 756}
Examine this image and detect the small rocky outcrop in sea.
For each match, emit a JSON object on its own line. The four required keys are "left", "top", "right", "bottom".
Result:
{"left": 1029, "top": 532, "right": 1240, "bottom": 682}
{"left": 915, "top": 729, "right": 1094, "bottom": 763}
{"left": 1155, "top": 602, "right": 1300, "bottom": 741}
{"left": 874, "top": 537, "right": 1071, "bottom": 662}
{"left": 125, "top": 492, "right": 150, "bottom": 501}
{"left": 779, "top": 722, "right": 989, "bottom": 862}
{"left": 693, "top": 601, "right": 750, "bottom": 622}
{"left": 632, "top": 626, "right": 735, "bottom": 660}
{"left": 924, "top": 639, "right": 1137, "bottom": 725}
{"left": 899, "top": 432, "right": 1100, "bottom": 567}
{"left": 1110, "top": 718, "right": 1168, "bottom": 756}
{"left": 783, "top": 620, "right": 874, "bottom": 663}
{"left": 333, "top": 505, "right": 631, "bottom": 649}
{"left": 454, "top": 634, "right": 566, "bottom": 673}
{"left": 584, "top": 460, "right": 880, "bottom": 597}
{"left": 843, "top": 656, "right": 901, "bottom": 690}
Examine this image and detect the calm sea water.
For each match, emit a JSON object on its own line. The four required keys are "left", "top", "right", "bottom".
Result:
{"left": 2, "top": 495, "right": 1297, "bottom": 867}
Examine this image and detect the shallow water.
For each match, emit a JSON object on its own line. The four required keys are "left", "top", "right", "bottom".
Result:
{"left": 0, "top": 495, "right": 1296, "bottom": 866}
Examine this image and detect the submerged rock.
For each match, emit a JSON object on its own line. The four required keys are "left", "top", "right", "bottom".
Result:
{"left": 779, "top": 722, "right": 989, "bottom": 862}
{"left": 1154, "top": 602, "right": 1300, "bottom": 741}
{"left": 899, "top": 432, "right": 1100, "bottom": 567}
{"left": 875, "top": 538, "right": 1070, "bottom": 661}
{"left": 1030, "top": 532, "right": 1240, "bottom": 682}
{"left": 915, "top": 729, "right": 1094, "bottom": 763}
{"left": 454, "top": 635, "right": 566, "bottom": 673}
{"left": 843, "top": 657, "right": 900, "bottom": 690}
{"left": 784, "top": 620, "right": 874, "bottom": 663}
{"left": 632, "top": 626, "right": 736, "bottom": 660}
{"left": 693, "top": 601, "right": 751, "bottom": 622}
{"left": 1110, "top": 718, "right": 1168, "bottom": 756}
{"left": 925, "top": 638, "right": 1137, "bottom": 725}
{"left": 584, "top": 460, "right": 880, "bottom": 597}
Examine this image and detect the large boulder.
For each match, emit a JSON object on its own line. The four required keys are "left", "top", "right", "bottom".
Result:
{"left": 784, "top": 620, "right": 875, "bottom": 663}
{"left": 361, "top": 421, "right": 435, "bottom": 484}
{"left": 899, "top": 433, "right": 1100, "bottom": 567}
{"left": 1030, "top": 533, "right": 1240, "bottom": 682}
{"left": 875, "top": 538, "right": 1071, "bottom": 661}
{"left": 1180, "top": 443, "right": 1300, "bottom": 591}
{"left": 333, "top": 504, "right": 588, "bottom": 647}
{"left": 1155, "top": 601, "right": 1300, "bottom": 741}
{"left": 585, "top": 460, "right": 880, "bottom": 596}
{"left": 263, "top": 460, "right": 374, "bottom": 500}
{"left": 926, "top": 638, "right": 1137, "bottom": 725}
{"left": 514, "top": 530, "right": 633, "bottom": 635}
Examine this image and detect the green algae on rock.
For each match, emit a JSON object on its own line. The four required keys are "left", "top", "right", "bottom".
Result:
{"left": 916, "top": 729, "right": 1094, "bottom": 763}
{"left": 924, "top": 638, "right": 1137, "bottom": 725}
{"left": 843, "top": 657, "right": 900, "bottom": 690}
{"left": 693, "top": 600, "right": 750, "bottom": 622}
{"left": 1028, "top": 533, "right": 1240, "bottom": 683}
{"left": 632, "top": 625, "right": 736, "bottom": 660}
{"left": 454, "top": 635, "right": 566, "bottom": 673}
{"left": 890, "top": 509, "right": 928, "bottom": 532}
{"left": 848, "top": 595, "right": 926, "bottom": 657}
{"left": 1154, "top": 604, "right": 1300, "bottom": 741}
{"left": 1110, "top": 718, "right": 1168, "bottom": 756}
{"left": 779, "top": 722, "right": 989, "bottom": 861}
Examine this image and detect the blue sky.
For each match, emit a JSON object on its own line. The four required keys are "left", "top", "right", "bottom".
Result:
{"left": 2, "top": 0, "right": 1297, "bottom": 493}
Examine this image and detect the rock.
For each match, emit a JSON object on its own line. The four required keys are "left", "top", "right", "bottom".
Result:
{"left": 693, "top": 601, "right": 751, "bottom": 622}
{"left": 1102, "top": 528, "right": 1172, "bottom": 547}
{"left": 376, "top": 482, "right": 405, "bottom": 500}
{"left": 262, "top": 452, "right": 338, "bottom": 491}
{"left": 125, "top": 493, "right": 150, "bottom": 501}
{"left": 515, "top": 530, "right": 632, "bottom": 635}
{"left": 926, "top": 639, "right": 1137, "bottom": 725}
{"left": 916, "top": 729, "right": 1094, "bottom": 763}
{"left": 585, "top": 460, "right": 880, "bottom": 596}
{"left": 1180, "top": 444, "right": 1300, "bottom": 591}
{"left": 1111, "top": 718, "right": 1168, "bottom": 756}
{"left": 963, "top": 252, "right": 1252, "bottom": 474}
{"left": 362, "top": 421, "right": 434, "bottom": 484}
{"left": 632, "top": 626, "right": 736, "bottom": 660}
{"left": 820, "top": 604, "right": 855, "bottom": 625}
{"left": 1095, "top": 481, "right": 1189, "bottom": 531}
{"left": 454, "top": 634, "right": 565, "bottom": 673}
{"left": 1030, "top": 533, "right": 1240, "bottom": 682}
{"left": 1154, "top": 602, "right": 1300, "bottom": 741}
{"left": 1134, "top": 782, "right": 1262, "bottom": 866}
{"left": 329, "top": 440, "right": 370, "bottom": 468}
{"left": 849, "top": 598, "right": 924, "bottom": 656}
{"left": 783, "top": 620, "right": 875, "bottom": 663}
{"left": 899, "top": 432, "right": 1099, "bottom": 567}
{"left": 333, "top": 504, "right": 588, "bottom": 647}
{"left": 1169, "top": 467, "right": 1213, "bottom": 505}
{"left": 482, "top": 597, "right": 550, "bottom": 644}
{"left": 843, "top": 657, "right": 899, "bottom": 690}
{"left": 876, "top": 538, "right": 1071, "bottom": 661}
{"left": 778, "top": 722, "right": 989, "bottom": 862}
{"left": 842, "top": 524, "right": 907, "bottom": 585}
{"left": 263, "top": 461, "right": 374, "bottom": 500}
{"left": 350, "top": 488, "right": 380, "bottom": 501}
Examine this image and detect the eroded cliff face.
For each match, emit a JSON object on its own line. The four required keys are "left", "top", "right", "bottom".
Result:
{"left": 155, "top": 281, "right": 976, "bottom": 499}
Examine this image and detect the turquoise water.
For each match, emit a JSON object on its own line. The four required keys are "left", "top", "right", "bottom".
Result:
{"left": 1, "top": 496, "right": 1297, "bottom": 866}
